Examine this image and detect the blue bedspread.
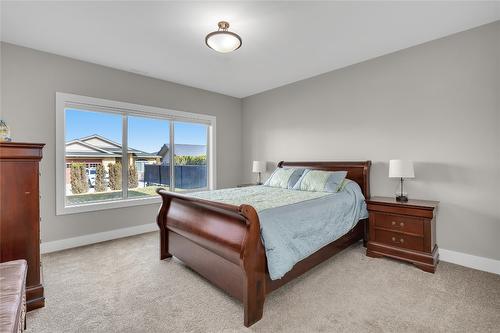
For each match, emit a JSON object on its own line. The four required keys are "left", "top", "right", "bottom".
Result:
{"left": 190, "top": 181, "right": 368, "bottom": 280}
{"left": 259, "top": 181, "right": 367, "bottom": 279}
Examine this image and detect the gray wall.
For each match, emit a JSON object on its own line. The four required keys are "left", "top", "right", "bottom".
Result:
{"left": 242, "top": 22, "right": 500, "bottom": 260}
{"left": 1, "top": 42, "right": 243, "bottom": 242}
{"left": 1, "top": 21, "right": 499, "bottom": 260}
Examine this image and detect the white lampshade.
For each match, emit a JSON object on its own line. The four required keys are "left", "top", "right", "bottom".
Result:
{"left": 252, "top": 161, "right": 266, "bottom": 173}
{"left": 389, "top": 160, "right": 415, "bottom": 178}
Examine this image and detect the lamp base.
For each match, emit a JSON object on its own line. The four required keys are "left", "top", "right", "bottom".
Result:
{"left": 396, "top": 195, "right": 408, "bottom": 202}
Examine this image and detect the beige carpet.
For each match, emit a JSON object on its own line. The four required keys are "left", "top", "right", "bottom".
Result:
{"left": 28, "top": 232, "right": 500, "bottom": 332}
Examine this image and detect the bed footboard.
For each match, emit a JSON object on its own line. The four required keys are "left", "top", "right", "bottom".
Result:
{"left": 156, "top": 189, "right": 266, "bottom": 327}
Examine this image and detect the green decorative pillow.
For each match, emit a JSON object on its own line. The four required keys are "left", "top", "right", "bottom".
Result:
{"left": 293, "top": 170, "right": 348, "bottom": 192}
{"left": 264, "top": 168, "right": 304, "bottom": 189}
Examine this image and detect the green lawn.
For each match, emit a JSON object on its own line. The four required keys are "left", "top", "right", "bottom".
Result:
{"left": 66, "top": 186, "right": 166, "bottom": 205}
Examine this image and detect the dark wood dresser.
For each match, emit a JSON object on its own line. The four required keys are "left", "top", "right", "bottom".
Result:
{"left": 366, "top": 196, "right": 439, "bottom": 273}
{"left": 0, "top": 142, "right": 45, "bottom": 310}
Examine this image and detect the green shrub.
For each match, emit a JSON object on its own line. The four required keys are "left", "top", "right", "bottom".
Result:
{"left": 128, "top": 164, "right": 138, "bottom": 189}
{"left": 174, "top": 155, "right": 206, "bottom": 165}
{"left": 70, "top": 163, "right": 88, "bottom": 194}
{"left": 94, "top": 164, "right": 107, "bottom": 192}
{"left": 108, "top": 162, "right": 122, "bottom": 191}
{"left": 81, "top": 165, "right": 89, "bottom": 193}
{"left": 69, "top": 163, "right": 80, "bottom": 194}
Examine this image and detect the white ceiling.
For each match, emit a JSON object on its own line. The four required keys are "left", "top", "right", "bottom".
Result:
{"left": 1, "top": 1, "right": 499, "bottom": 98}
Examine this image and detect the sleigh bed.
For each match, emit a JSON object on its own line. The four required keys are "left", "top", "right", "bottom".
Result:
{"left": 156, "top": 161, "right": 371, "bottom": 327}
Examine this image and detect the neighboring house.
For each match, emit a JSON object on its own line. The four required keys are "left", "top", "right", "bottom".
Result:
{"left": 157, "top": 143, "right": 207, "bottom": 165}
{"left": 65, "top": 134, "right": 160, "bottom": 183}
{"left": 65, "top": 135, "right": 207, "bottom": 183}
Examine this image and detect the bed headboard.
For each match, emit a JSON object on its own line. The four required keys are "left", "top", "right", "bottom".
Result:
{"left": 278, "top": 161, "right": 371, "bottom": 199}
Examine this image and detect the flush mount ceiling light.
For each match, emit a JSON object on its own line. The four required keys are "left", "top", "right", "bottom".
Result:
{"left": 205, "top": 21, "right": 242, "bottom": 53}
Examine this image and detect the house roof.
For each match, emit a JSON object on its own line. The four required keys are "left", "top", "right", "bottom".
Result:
{"left": 66, "top": 134, "right": 206, "bottom": 159}
{"left": 157, "top": 143, "right": 206, "bottom": 157}
{"left": 66, "top": 134, "right": 160, "bottom": 159}
{"left": 78, "top": 134, "right": 122, "bottom": 148}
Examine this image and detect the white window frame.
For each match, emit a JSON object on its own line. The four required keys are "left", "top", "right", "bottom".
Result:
{"left": 56, "top": 92, "right": 216, "bottom": 215}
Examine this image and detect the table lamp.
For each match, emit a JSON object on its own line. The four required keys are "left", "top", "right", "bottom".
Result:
{"left": 389, "top": 159, "right": 414, "bottom": 202}
{"left": 252, "top": 161, "right": 266, "bottom": 185}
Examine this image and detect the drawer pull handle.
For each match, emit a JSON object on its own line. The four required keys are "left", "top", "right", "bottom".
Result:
{"left": 400, "top": 222, "right": 405, "bottom": 227}
{"left": 392, "top": 221, "right": 396, "bottom": 226}
{"left": 391, "top": 236, "right": 405, "bottom": 244}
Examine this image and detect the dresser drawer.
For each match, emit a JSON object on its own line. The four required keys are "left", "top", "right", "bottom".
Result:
{"left": 373, "top": 213, "right": 423, "bottom": 236}
{"left": 374, "top": 229, "right": 423, "bottom": 251}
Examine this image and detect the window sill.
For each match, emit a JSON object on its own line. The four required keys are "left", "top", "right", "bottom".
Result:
{"left": 57, "top": 187, "right": 211, "bottom": 215}
{"left": 56, "top": 195, "right": 162, "bottom": 215}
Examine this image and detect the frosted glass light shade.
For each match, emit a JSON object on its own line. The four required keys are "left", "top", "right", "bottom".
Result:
{"left": 389, "top": 160, "right": 415, "bottom": 178}
{"left": 206, "top": 31, "right": 242, "bottom": 53}
{"left": 252, "top": 161, "right": 266, "bottom": 173}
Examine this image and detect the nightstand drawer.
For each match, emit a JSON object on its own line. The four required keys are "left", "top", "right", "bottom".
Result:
{"left": 374, "top": 229, "right": 423, "bottom": 251}
{"left": 373, "top": 213, "right": 423, "bottom": 236}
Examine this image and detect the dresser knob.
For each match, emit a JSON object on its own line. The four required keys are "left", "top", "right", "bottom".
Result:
{"left": 400, "top": 238, "right": 405, "bottom": 243}
{"left": 391, "top": 237, "right": 396, "bottom": 242}
{"left": 25, "top": 191, "right": 31, "bottom": 195}
{"left": 400, "top": 222, "right": 405, "bottom": 227}
{"left": 392, "top": 221, "right": 396, "bottom": 226}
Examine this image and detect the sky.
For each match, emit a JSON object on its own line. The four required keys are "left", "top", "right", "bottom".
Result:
{"left": 66, "top": 108, "right": 208, "bottom": 153}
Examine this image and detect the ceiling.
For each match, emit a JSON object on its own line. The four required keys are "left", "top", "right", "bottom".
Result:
{"left": 1, "top": 1, "right": 499, "bottom": 98}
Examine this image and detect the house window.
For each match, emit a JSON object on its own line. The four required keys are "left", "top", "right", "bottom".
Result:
{"left": 56, "top": 93, "right": 216, "bottom": 215}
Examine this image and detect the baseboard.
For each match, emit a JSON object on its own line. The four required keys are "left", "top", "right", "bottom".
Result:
{"left": 40, "top": 223, "right": 158, "bottom": 254}
{"left": 41, "top": 227, "right": 500, "bottom": 275}
{"left": 440, "top": 248, "right": 500, "bottom": 275}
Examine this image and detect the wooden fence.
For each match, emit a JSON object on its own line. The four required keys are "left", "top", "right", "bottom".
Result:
{"left": 144, "top": 165, "right": 207, "bottom": 189}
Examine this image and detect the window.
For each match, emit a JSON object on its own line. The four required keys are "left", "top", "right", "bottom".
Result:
{"left": 127, "top": 115, "right": 170, "bottom": 198}
{"left": 56, "top": 93, "right": 216, "bottom": 215}
{"left": 173, "top": 122, "right": 208, "bottom": 191}
{"left": 64, "top": 108, "right": 123, "bottom": 206}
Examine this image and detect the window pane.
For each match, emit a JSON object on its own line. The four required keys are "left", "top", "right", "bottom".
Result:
{"left": 128, "top": 115, "right": 170, "bottom": 197}
{"left": 65, "top": 108, "right": 122, "bottom": 205}
{"left": 173, "top": 122, "right": 208, "bottom": 191}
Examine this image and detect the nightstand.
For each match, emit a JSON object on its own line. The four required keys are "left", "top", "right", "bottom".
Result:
{"left": 366, "top": 196, "right": 439, "bottom": 273}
